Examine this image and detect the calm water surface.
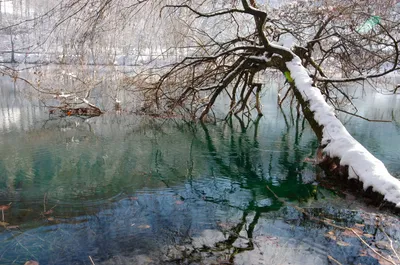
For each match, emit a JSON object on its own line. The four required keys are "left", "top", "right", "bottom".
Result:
{"left": 0, "top": 73, "right": 400, "bottom": 265}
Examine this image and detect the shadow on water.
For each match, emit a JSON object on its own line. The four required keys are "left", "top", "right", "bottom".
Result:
{"left": 0, "top": 76, "right": 400, "bottom": 264}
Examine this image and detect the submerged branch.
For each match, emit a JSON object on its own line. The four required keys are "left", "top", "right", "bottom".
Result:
{"left": 266, "top": 186, "right": 399, "bottom": 265}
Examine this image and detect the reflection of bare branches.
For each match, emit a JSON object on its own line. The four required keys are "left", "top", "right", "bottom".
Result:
{"left": 41, "top": 116, "right": 93, "bottom": 133}
{"left": 177, "top": 119, "right": 318, "bottom": 263}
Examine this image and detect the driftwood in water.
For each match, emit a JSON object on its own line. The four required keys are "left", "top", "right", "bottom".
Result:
{"left": 62, "top": 107, "right": 102, "bottom": 117}
{"left": 49, "top": 106, "right": 102, "bottom": 117}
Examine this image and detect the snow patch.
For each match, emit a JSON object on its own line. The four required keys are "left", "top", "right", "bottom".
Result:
{"left": 286, "top": 56, "right": 400, "bottom": 207}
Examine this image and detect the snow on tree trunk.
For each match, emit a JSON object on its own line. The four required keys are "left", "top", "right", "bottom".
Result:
{"left": 286, "top": 56, "right": 400, "bottom": 207}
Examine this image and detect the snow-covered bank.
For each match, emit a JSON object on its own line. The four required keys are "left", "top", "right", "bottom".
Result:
{"left": 286, "top": 57, "right": 400, "bottom": 207}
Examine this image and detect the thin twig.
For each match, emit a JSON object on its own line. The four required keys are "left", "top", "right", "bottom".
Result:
{"left": 380, "top": 227, "right": 400, "bottom": 263}
{"left": 335, "top": 108, "right": 391, "bottom": 123}
{"left": 89, "top": 256, "right": 96, "bottom": 265}
{"left": 327, "top": 255, "right": 343, "bottom": 265}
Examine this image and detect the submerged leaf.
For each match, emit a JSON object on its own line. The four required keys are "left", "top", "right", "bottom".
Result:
{"left": 44, "top": 209, "right": 54, "bottom": 215}
{"left": 6, "top": 225, "right": 20, "bottom": 229}
{"left": 0, "top": 221, "right": 9, "bottom": 226}
{"left": 24, "top": 261, "right": 39, "bottom": 265}
{"left": 375, "top": 241, "right": 390, "bottom": 250}
{"left": 370, "top": 252, "right": 393, "bottom": 265}
{"left": 363, "top": 233, "right": 374, "bottom": 239}
{"left": 359, "top": 249, "right": 368, "bottom": 256}
{"left": 325, "top": 231, "right": 337, "bottom": 241}
{"left": 336, "top": 241, "right": 351, "bottom": 247}
{"left": 342, "top": 228, "right": 363, "bottom": 237}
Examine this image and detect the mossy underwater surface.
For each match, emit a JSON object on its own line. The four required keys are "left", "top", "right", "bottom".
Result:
{"left": 0, "top": 77, "right": 400, "bottom": 264}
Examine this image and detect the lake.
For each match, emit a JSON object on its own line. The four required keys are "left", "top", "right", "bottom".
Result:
{"left": 0, "top": 70, "right": 400, "bottom": 265}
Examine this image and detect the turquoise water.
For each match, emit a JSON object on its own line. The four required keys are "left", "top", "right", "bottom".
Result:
{"left": 0, "top": 74, "right": 399, "bottom": 264}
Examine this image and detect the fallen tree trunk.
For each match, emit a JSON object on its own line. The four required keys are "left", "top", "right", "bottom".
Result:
{"left": 286, "top": 56, "right": 400, "bottom": 209}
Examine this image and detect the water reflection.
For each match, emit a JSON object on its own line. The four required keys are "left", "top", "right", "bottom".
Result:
{"left": 0, "top": 110, "right": 320, "bottom": 264}
{"left": 0, "top": 75, "right": 400, "bottom": 264}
